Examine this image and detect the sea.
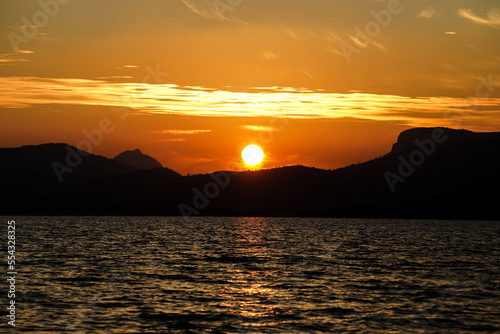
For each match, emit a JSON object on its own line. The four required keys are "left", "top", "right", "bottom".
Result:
{"left": 6, "top": 217, "right": 500, "bottom": 333}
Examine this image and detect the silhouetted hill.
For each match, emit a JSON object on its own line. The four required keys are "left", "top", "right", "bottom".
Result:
{"left": 0, "top": 144, "right": 135, "bottom": 212}
{"left": 390, "top": 127, "right": 476, "bottom": 154}
{"left": 1, "top": 128, "right": 499, "bottom": 219}
{"left": 113, "top": 149, "right": 163, "bottom": 170}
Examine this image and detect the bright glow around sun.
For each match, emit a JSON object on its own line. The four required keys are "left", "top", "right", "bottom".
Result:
{"left": 242, "top": 145, "right": 264, "bottom": 166}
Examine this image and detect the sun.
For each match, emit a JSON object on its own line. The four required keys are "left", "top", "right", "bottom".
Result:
{"left": 242, "top": 145, "right": 264, "bottom": 166}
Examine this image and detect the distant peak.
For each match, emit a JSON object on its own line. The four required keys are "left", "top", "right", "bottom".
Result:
{"left": 119, "top": 149, "right": 142, "bottom": 154}
{"left": 113, "top": 149, "right": 163, "bottom": 170}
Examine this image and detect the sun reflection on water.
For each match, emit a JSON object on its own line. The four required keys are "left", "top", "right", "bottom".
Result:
{"left": 217, "top": 217, "right": 286, "bottom": 329}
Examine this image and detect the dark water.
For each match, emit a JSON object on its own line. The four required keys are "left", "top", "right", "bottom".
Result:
{"left": 7, "top": 217, "right": 500, "bottom": 333}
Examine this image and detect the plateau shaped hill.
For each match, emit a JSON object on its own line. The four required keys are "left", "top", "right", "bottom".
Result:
{"left": 113, "top": 149, "right": 163, "bottom": 170}
{"left": 389, "top": 127, "right": 478, "bottom": 155}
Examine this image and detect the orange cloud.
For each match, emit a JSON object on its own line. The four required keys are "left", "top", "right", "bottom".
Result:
{"left": 242, "top": 125, "right": 276, "bottom": 132}
{"left": 1, "top": 76, "right": 499, "bottom": 130}
{"left": 153, "top": 129, "right": 212, "bottom": 135}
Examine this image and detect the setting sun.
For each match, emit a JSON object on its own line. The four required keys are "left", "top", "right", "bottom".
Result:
{"left": 242, "top": 145, "right": 264, "bottom": 166}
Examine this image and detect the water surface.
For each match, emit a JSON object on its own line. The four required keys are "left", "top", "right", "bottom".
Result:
{"left": 10, "top": 217, "right": 500, "bottom": 333}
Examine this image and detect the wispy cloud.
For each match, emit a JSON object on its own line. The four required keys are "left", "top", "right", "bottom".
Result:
{"left": 96, "top": 76, "right": 134, "bottom": 80}
{"left": 371, "top": 40, "right": 389, "bottom": 53}
{"left": 417, "top": 6, "right": 439, "bottom": 19}
{"left": 242, "top": 125, "right": 275, "bottom": 132}
{"left": 0, "top": 58, "right": 29, "bottom": 64}
{"left": 0, "top": 50, "right": 33, "bottom": 66}
{"left": 153, "top": 138, "right": 188, "bottom": 142}
{"left": 260, "top": 49, "right": 279, "bottom": 60}
{"left": 152, "top": 129, "right": 212, "bottom": 135}
{"left": 348, "top": 35, "right": 388, "bottom": 52}
{"left": 13, "top": 50, "right": 34, "bottom": 55}
{"left": 458, "top": 8, "right": 500, "bottom": 27}
{"left": 180, "top": 0, "right": 244, "bottom": 23}
{"left": 150, "top": 129, "right": 211, "bottom": 143}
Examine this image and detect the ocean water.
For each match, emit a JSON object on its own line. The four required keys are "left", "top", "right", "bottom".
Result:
{"left": 8, "top": 217, "right": 500, "bottom": 333}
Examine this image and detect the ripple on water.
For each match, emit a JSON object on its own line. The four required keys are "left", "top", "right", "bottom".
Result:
{"left": 12, "top": 217, "right": 500, "bottom": 333}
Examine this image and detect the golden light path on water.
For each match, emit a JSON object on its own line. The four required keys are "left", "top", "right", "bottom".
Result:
{"left": 218, "top": 218, "right": 283, "bottom": 328}
{"left": 1, "top": 77, "right": 500, "bottom": 130}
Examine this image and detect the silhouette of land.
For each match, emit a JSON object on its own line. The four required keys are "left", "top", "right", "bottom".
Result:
{"left": 113, "top": 149, "right": 163, "bottom": 170}
{"left": 1, "top": 128, "right": 499, "bottom": 219}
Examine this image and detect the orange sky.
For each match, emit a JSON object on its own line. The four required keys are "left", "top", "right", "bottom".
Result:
{"left": 1, "top": 0, "right": 499, "bottom": 174}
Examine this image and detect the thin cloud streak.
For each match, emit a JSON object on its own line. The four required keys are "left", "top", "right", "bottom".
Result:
{"left": 458, "top": 8, "right": 500, "bottom": 27}
{"left": 0, "top": 50, "right": 33, "bottom": 66}
{"left": 180, "top": 0, "right": 244, "bottom": 23}
{"left": 153, "top": 138, "right": 188, "bottom": 142}
{"left": 152, "top": 129, "right": 212, "bottom": 135}
{"left": 243, "top": 125, "right": 276, "bottom": 132}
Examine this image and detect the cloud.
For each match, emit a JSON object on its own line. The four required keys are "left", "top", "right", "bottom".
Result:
{"left": 150, "top": 129, "right": 212, "bottom": 143}
{"left": 180, "top": 0, "right": 244, "bottom": 23}
{"left": 260, "top": 49, "right": 279, "bottom": 60}
{"left": 1, "top": 76, "right": 500, "bottom": 129}
{"left": 153, "top": 129, "right": 212, "bottom": 135}
{"left": 416, "top": 6, "right": 439, "bottom": 19}
{"left": 0, "top": 58, "right": 29, "bottom": 65}
{"left": 0, "top": 50, "right": 33, "bottom": 66}
{"left": 371, "top": 40, "right": 389, "bottom": 53}
{"left": 458, "top": 8, "right": 500, "bottom": 27}
{"left": 348, "top": 35, "right": 388, "bottom": 52}
{"left": 13, "top": 50, "right": 34, "bottom": 55}
{"left": 153, "top": 138, "right": 187, "bottom": 142}
{"left": 116, "top": 65, "right": 138, "bottom": 69}
{"left": 96, "top": 76, "right": 134, "bottom": 80}
{"left": 242, "top": 125, "right": 275, "bottom": 132}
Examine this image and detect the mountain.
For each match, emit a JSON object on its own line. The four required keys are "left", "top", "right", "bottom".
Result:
{"left": 113, "top": 149, "right": 163, "bottom": 170}
{"left": 1, "top": 128, "right": 499, "bottom": 219}
{"left": 0, "top": 143, "right": 138, "bottom": 212}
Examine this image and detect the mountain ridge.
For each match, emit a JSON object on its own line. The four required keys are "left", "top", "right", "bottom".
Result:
{"left": 1, "top": 127, "right": 499, "bottom": 219}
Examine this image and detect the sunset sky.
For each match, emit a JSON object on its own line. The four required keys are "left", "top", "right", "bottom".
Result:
{"left": 1, "top": 0, "right": 500, "bottom": 174}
